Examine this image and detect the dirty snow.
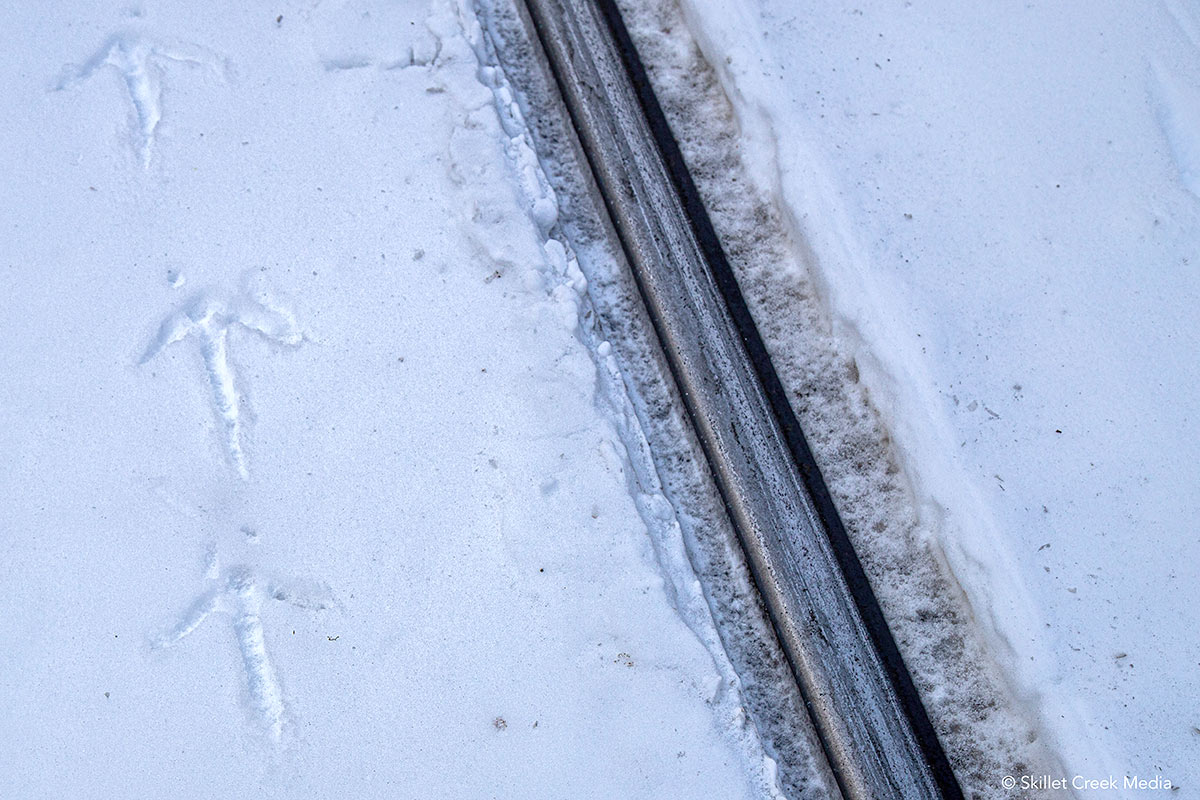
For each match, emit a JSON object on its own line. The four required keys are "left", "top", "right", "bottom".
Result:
{"left": 670, "top": 0, "right": 1200, "bottom": 793}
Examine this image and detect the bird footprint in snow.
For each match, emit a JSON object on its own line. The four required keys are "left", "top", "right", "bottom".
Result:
{"left": 55, "top": 31, "right": 225, "bottom": 166}
{"left": 153, "top": 550, "right": 334, "bottom": 742}
{"left": 140, "top": 286, "right": 304, "bottom": 480}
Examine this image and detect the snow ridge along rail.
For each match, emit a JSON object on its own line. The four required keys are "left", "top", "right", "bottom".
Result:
{"left": 514, "top": 0, "right": 965, "bottom": 797}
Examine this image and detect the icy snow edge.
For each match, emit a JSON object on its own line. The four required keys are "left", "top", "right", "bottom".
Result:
{"left": 451, "top": 0, "right": 789, "bottom": 795}
{"left": 660, "top": 0, "right": 1112, "bottom": 784}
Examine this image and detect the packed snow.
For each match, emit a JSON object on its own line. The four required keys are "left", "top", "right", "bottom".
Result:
{"left": 669, "top": 0, "right": 1200, "bottom": 793}
{"left": 0, "top": 0, "right": 785, "bottom": 796}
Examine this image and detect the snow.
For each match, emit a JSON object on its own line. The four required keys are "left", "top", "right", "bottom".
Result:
{"left": 613, "top": 0, "right": 1068, "bottom": 791}
{"left": 0, "top": 0, "right": 783, "bottom": 796}
{"left": 669, "top": 0, "right": 1200, "bottom": 792}
{"left": 473, "top": 2, "right": 839, "bottom": 791}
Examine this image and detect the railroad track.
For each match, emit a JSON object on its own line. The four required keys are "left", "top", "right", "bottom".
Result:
{"left": 490, "top": 0, "right": 969, "bottom": 797}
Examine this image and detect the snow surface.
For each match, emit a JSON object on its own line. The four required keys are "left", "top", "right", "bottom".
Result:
{"left": 670, "top": 0, "right": 1200, "bottom": 793}
{"left": 0, "top": 1, "right": 784, "bottom": 796}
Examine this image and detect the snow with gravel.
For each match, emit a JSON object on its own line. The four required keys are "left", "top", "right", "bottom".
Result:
{"left": 673, "top": 0, "right": 1200, "bottom": 793}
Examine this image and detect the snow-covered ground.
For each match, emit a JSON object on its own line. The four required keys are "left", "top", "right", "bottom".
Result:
{"left": 671, "top": 0, "right": 1200, "bottom": 793}
{"left": 0, "top": 1, "right": 784, "bottom": 796}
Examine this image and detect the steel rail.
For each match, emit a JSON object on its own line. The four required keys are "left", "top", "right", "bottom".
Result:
{"left": 510, "top": 0, "right": 966, "bottom": 797}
